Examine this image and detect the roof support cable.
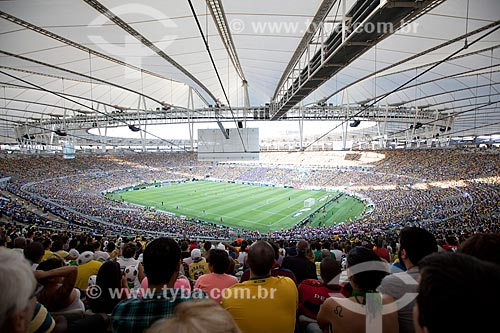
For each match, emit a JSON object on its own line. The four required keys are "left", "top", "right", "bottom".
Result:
{"left": 0, "top": 11, "right": 184, "bottom": 88}
{"left": 488, "top": 49, "right": 494, "bottom": 103}
{"left": 464, "top": 0, "right": 470, "bottom": 48}
{"left": 82, "top": 0, "right": 218, "bottom": 104}
{"left": 187, "top": 0, "right": 247, "bottom": 152}
{"left": 304, "top": 24, "right": 500, "bottom": 150}
{"left": 0, "top": 70, "right": 188, "bottom": 151}
{"left": 0, "top": 50, "right": 165, "bottom": 106}
{"left": 89, "top": 51, "right": 94, "bottom": 111}
{"left": 318, "top": 20, "right": 500, "bottom": 105}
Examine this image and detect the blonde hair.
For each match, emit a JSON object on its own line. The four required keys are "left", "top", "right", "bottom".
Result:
{"left": 147, "top": 300, "right": 240, "bottom": 333}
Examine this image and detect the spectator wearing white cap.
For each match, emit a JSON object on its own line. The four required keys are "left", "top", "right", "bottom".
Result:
{"left": 66, "top": 248, "right": 79, "bottom": 265}
{"left": 93, "top": 241, "right": 110, "bottom": 262}
{"left": 187, "top": 248, "right": 210, "bottom": 281}
{"left": 183, "top": 248, "right": 200, "bottom": 266}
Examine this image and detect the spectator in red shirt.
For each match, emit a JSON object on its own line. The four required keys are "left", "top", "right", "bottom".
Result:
{"left": 441, "top": 235, "right": 458, "bottom": 252}
{"left": 298, "top": 257, "right": 347, "bottom": 332}
{"left": 373, "top": 238, "right": 391, "bottom": 262}
{"left": 189, "top": 240, "right": 198, "bottom": 253}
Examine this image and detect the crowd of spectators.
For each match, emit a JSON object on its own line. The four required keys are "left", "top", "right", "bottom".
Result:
{"left": 0, "top": 149, "right": 498, "bottom": 245}
{"left": 1, "top": 223, "right": 499, "bottom": 333}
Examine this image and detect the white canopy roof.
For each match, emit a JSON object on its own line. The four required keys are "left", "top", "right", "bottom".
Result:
{"left": 0, "top": 0, "right": 499, "bottom": 144}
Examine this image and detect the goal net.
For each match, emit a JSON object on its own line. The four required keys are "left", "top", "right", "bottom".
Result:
{"left": 304, "top": 198, "right": 315, "bottom": 207}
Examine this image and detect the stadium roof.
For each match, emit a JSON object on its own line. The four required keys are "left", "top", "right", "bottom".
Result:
{"left": 0, "top": 0, "right": 499, "bottom": 148}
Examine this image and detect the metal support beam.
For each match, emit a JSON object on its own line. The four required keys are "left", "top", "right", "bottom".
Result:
{"left": 342, "top": 91, "right": 349, "bottom": 150}
{"left": 188, "top": 87, "right": 195, "bottom": 151}
{"left": 270, "top": 0, "right": 444, "bottom": 120}
{"left": 82, "top": 0, "right": 218, "bottom": 103}
{"left": 273, "top": 0, "right": 338, "bottom": 100}
{"left": 242, "top": 80, "right": 250, "bottom": 128}
{"left": 299, "top": 103, "right": 304, "bottom": 150}
{"left": 206, "top": 0, "right": 246, "bottom": 82}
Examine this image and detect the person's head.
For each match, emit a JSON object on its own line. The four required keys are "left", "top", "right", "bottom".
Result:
{"left": 88, "top": 261, "right": 122, "bottom": 313}
{"left": 191, "top": 248, "right": 202, "bottom": 260}
{"left": 23, "top": 241, "right": 44, "bottom": 264}
{"left": 42, "top": 239, "right": 51, "bottom": 250}
{"left": 203, "top": 241, "right": 212, "bottom": 253}
{"left": 347, "top": 246, "right": 388, "bottom": 291}
{"left": 0, "top": 248, "right": 37, "bottom": 333}
{"left": 122, "top": 242, "right": 137, "bottom": 259}
{"left": 414, "top": 252, "right": 500, "bottom": 333}
{"left": 458, "top": 233, "right": 500, "bottom": 265}
{"left": 68, "top": 238, "right": 78, "bottom": 250}
{"left": 247, "top": 241, "right": 274, "bottom": 277}
{"left": 36, "top": 258, "right": 65, "bottom": 284}
{"left": 51, "top": 239, "right": 64, "bottom": 252}
{"left": 207, "top": 249, "right": 230, "bottom": 274}
{"left": 320, "top": 257, "right": 342, "bottom": 285}
{"left": 321, "top": 249, "right": 331, "bottom": 259}
{"left": 13, "top": 237, "right": 26, "bottom": 250}
{"left": 375, "top": 237, "right": 385, "bottom": 248}
{"left": 444, "top": 235, "right": 458, "bottom": 246}
{"left": 96, "top": 261, "right": 122, "bottom": 289}
{"left": 106, "top": 241, "right": 116, "bottom": 253}
{"left": 143, "top": 237, "right": 181, "bottom": 286}
{"left": 180, "top": 241, "right": 189, "bottom": 252}
{"left": 146, "top": 300, "right": 240, "bottom": 333}
{"left": 305, "top": 247, "right": 315, "bottom": 261}
{"left": 296, "top": 240, "right": 310, "bottom": 256}
{"left": 268, "top": 241, "right": 280, "bottom": 261}
{"left": 399, "top": 227, "right": 437, "bottom": 269}
{"left": 92, "top": 241, "right": 102, "bottom": 252}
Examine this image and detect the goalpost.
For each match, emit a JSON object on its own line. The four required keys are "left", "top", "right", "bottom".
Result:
{"left": 304, "top": 198, "right": 315, "bottom": 207}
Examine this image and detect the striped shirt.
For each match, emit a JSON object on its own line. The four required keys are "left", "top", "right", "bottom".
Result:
{"left": 29, "top": 302, "right": 55, "bottom": 333}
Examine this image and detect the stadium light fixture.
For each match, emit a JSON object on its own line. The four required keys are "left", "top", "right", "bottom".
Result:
{"left": 54, "top": 129, "right": 67, "bottom": 136}
{"left": 128, "top": 124, "right": 140, "bottom": 132}
{"left": 350, "top": 120, "right": 361, "bottom": 127}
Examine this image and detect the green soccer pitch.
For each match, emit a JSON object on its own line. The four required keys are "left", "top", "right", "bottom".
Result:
{"left": 109, "top": 181, "right": 365, "bottom": 233}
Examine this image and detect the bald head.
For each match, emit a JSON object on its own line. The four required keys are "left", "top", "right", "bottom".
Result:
{"left": 247, "top": 241, "right": 275, "bottom": 277}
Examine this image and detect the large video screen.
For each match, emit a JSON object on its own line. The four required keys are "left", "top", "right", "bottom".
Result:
{"left": 198, "top": 128, "right": 259, "bottom": 161}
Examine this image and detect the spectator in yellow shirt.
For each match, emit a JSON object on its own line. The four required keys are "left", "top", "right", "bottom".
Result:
{"left": 222, "top": 241, "right": 298, "bottom": 333}
{"left": 41, "top": 238, "right": 53, "bottom": 262}
{"left": 75, "top": 251, "right": 102, "bottom": 291}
